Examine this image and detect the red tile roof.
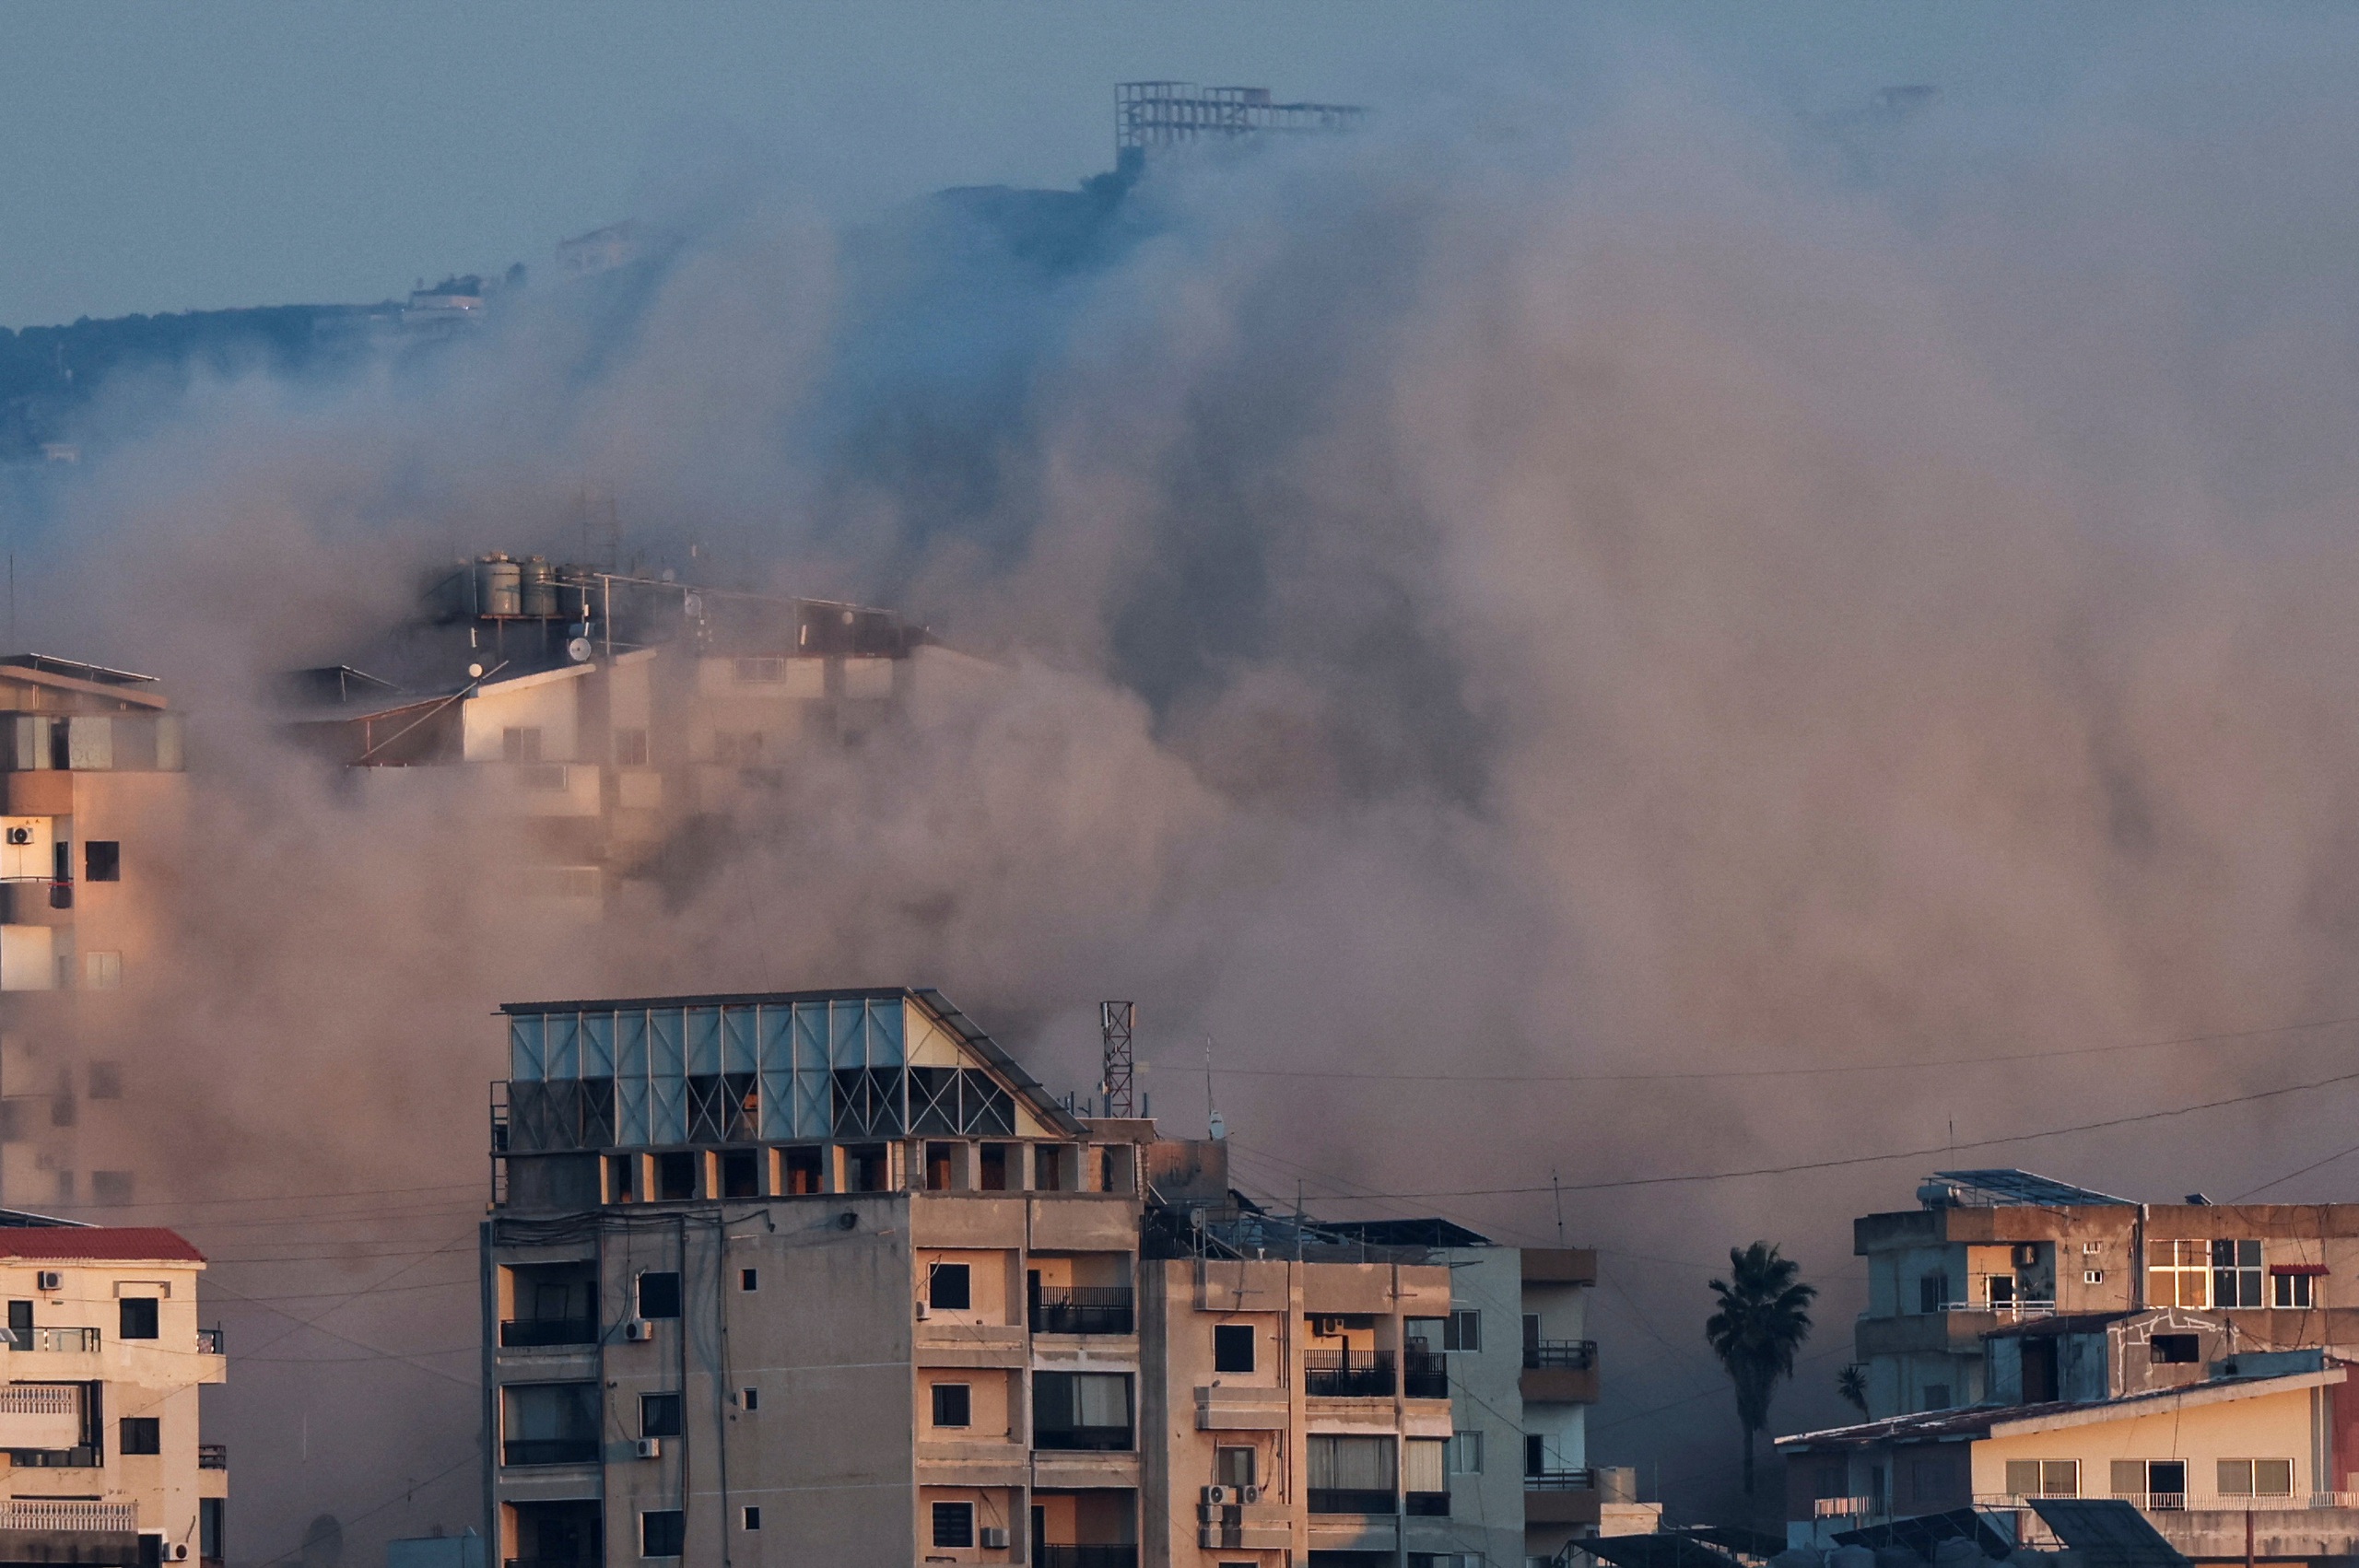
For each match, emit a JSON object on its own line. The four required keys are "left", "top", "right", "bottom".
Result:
{"left": 0, "top": 1228, "right": 203, "bottom": 1264}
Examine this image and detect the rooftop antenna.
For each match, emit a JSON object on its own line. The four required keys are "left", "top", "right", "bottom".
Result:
{"left": 1099, "top": 1001, "right": 1136, "bottom": 1118}
{"left": 1204, "top": 1034, "right": 1225, "bottom": 1141}
{"left": 1552, "top": 1168, "right": 1566, "bottom": 1246}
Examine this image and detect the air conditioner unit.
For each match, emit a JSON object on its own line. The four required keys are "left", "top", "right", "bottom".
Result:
{"left": 1203, "top": 1485, "right": 1230, "bottom": 1505}
{"left": 35, "top": 1271, "right": 60, "bottom": 1293}
{"left": 635, "top": 1437, "right": 662, "bottom": 1459}
{"left": 979, "top": 1527, "right": 1009, "bottom": 1550}
{"left": 2013, "top": 1245, "right": 2040, "bottom": 1268}
{"left": 622, "top": 1318, "right": 653, "bottom": 1342}
{"left": 171, "top": 1547, "right": 189, "bottom": 1562}
{"left": 913, "top": 1302, "right": 930, "bottom": 1319}
{"left": 1310, "top": 1315, "right": 1344, "bottom": 1337}
{"left": 6, "top": 828, "right": 32, "bottom": 847}
{"left": 1240, "top": 1484, "right": 1262, "bottom": 1504}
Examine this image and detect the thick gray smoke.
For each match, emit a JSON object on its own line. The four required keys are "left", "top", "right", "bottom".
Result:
{"left": 15, "top": 24, "right": 2359, "bottom": 1555}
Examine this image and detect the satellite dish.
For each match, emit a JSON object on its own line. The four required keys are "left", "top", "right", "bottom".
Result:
{"left": 566, "top": 638, "right": 593, "bottom": 662}
{"left": 682, "top": 593, "right": 705, "bottom": 618}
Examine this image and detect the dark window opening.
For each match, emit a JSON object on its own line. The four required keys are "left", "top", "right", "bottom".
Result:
{"left": 740, "top": 1507, "right": 759, "bottom": 1532}
{"left": 118, "top": 1298, "right": 158, "bottom": 1340}
{"left": 980, "top": 1143, "right": 1011, "bottom": 1190}
{"left": 637, "top": 1271, "right": 681, "bottom": 1320}
{"left": 721, "top": 1151, "right": 757, "bottom": 1198}
{"left": 655, "top": 1152, "right": 698, "bottom": 1201}
{"left": 200, "top": 1498, "right": 222, "bottom": 1562}
{"left": 930, "top": 1262, "right": 971, "bottom": 1311}
{"left": 607, "top": 1154, "right": 636, "bottom": 1202}
{"left": 83, "top": 842, "right": 118, "bottom": 883}
{"left": 639, "top": 1393, "right": 682, "bottom": 1438}
{"left": 1034, "top": 1145, "right": 1066, "bottom": 1191}
{"left": 88, "top": 1063, "right": 121, "bottom": 1100}
{"left": 782, "top": 1146, "right": 823, "bottom": 1194}
{"left": 847, "top": 1143, "right": 889, "bottom": 1192}
{"left": 615, "top": 728, "right": 649, "bottom": 766}
{"left": 2023, "top": 1340, "right": 2059, "bottom": 1403}
{"left": 738, "top": 1269, "right": 757, "bottom": 1293}
{"left": 932, "top": 1382, "right": 971, "bottom": 1428}
{"left": 502, "top": 727, "right": 544, "bottom": 764}
{"left": 1215, "top": 1324, "right": 1256, "bottom": 1374}
{"left": 741, "top": 1387, "right": 758, "bottom": 1411}
{"left": 1922, "top": 1383, "right": 1951, "bottom": 1410}
{"left": 1919, "top": 1273, "right": 1949, "bottom": 1314}
{"left": 2152, "top": 1334, "right": 2201, "bottom": 1364}
{"left": 7, "top": 1301, "right": 30, "bottom": 1344}
{"left": 640, "top": 1511, "right": 684, "bottom": 1558}
{"left": 118, "top": 1417, "right": 158, "bottom": 1455}
{"left": 931, "top": 1503, "right": 974, "bottom": 1549}
{"left": 1218, "top": 1445, "right": 1257, "bottom": 1489}
{"left": 926, "top": 1141, "right": 957, "bottom": 1190}
{"left": 1525, "top": 1433, "right": 1546, "bottom": 1477}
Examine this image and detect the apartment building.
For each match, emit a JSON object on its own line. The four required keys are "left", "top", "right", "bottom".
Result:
{"left": 0, "top": 655, "right": 189, "bottom": 1211}
{"left": 0, "top": 1215, "right": 228, "bottom": 1567}
{"left": 288, "top": 556, "right": 962, "bottom": 911}
{"left": 1851, "top": 1169, "right": 2359, "bottom": 1419}
{"left": 482, "top": 986, "right": 1625, "bottom": 1568}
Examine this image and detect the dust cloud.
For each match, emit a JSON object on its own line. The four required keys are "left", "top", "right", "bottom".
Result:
{"left": 12, "top": 20, "right": 2359, "bottom": 1552}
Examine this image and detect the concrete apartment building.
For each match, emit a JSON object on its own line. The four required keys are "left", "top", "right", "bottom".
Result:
{"left": 0, "top": 655, "right": 189, "bottom": 1211}
{"left": 288, "top": 556, "right": 965, "bottom": 913}
{"left": 1851, "top": 1169, "right": 2359, "bottom": 1420}
{"left": 483, "top": 986, "right": 1623, "bottom": 1568}
{"left": 0, "top": 1215, "right": 228, "bottom": 1566}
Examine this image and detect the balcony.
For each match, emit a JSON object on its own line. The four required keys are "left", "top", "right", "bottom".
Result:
{"left": 1525, "top": 1340, "right": 1596, "bottom": 1369}
{"left": 1030, "top": 1287, "right": 1135, "bottom": 1336}
{"left": 196, "top": 1327, "right": 224, "bottom": 1354}
{"left": 1403, "top": 1349, "right": 1449, "bottom": 1399}
{"left": 501, "top": 1438, "right": 598, "bottom": 1467}
{"left": 1305, "top": 1349, "right": 1394, "bottom": 1398}
{"left": 1034, "top": 1427, "right": 1134, "bottom": 1453}
{"left": 1309, "top": 1489, "right": 1398, "bottom": 1515}
{"left": 1037, "top": 1550, "right": 1137, "bottom": 1568}
{"left": 1529, "top": 1468, "right": 1598, "bottom": 1490}
{"left": 1521, "top": 1340, "right": 1600, "bottom": 1403}
{"left": 198, "top": 1444, "right": 227, "bottom": 1470}
{"left": 500, "top": 1316, "right": 599, "bottom": 1349}
{"left": 3, "top": 1327, "right": 98, "bottom": 1353}
{"left": 1526, "top": 1469, "right": 1602, "bottom": 1527}
{"left": 1, "top": 1501, "right": 135, "bottom": 1531}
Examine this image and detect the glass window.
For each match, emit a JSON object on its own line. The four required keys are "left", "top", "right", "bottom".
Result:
{"left": 83, "top": 843, "right": 118, "bottom": 883}
{"left": 2219, "top": 1458, "right": 2295, "bottom": 1497}
{"left": 932, "top": 1383, "right": 970, "bottom": 1428}
{"left": 638, "top": 1272, "right": 681, "bottom": 1319}
{"left": 2148, "top": 1241, "right": 2210, "bottom": 1308}
{"left": 1405, "top": 1437, "right": 1449, "bottom": 1494}
{"left": 640, "top": 1511, "right": 685, "bottom": 1557}
{"left": 2004, "top": 1459, "right": 2079, "bottom": 1497}
{"left": 931, "top": 1503, "right": 974, "bottom": 1549}
{"left": 1447, "top": 1309, "right": 1481, "bottom": 1352}
{"left": 119, "top": 1297, "right": 158, "bottom": 1340}
{"left": 1919, "top": 1273, "right": 1950, "bottom": 1313}
{"left": 1214, "top": 1324, "right": 1255, "bottom": 1373}
{"left": 929, "top": 1263, "right": 970, "bottom": 1312}
{"left": 1449, "top": 1430, "right": 1484, "bottom": 1474}
{"left": 2212, "top": 1240, "right": 2263, "bottom": 1308}
{"left": 2273, "top": 1272, "right": 2317, "bottom": 1309}
{"left": 119, "top": 1416, "right": 159, "bottom": 1456}
{"left": 1217, "top": 1445, "right": 1257, "bottom": 1488}
{"left": 741, "top": 1507, "right": 760, "bottom": 1531}
{"left": 640, "top": 1393, "right": 682, "bottom": 1438}
{"left": 502, "top": 1383, "right": 599, "bottom": 1466}
{"left": 2151, "top": 1334, "right": 2201, "bottom": 1364}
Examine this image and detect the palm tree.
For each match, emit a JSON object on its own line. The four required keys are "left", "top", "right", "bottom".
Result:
{"left": 1706, "top": 1241, "right": 1817, "bottom": 1497}
{"left": 1837, "top": 1363, "right": 1869, "bottom": 1415}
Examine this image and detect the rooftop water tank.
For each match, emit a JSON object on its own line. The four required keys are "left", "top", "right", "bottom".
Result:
{"left": 519, "top": 556, "right": 557, "bottom": 617}
{"left": 474, "top": 554, "right": 521, "bottom": 617}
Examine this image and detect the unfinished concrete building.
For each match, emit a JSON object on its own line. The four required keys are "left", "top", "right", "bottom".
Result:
{"left": 480, "top": 987, "right": 1627, "bottom": 1567}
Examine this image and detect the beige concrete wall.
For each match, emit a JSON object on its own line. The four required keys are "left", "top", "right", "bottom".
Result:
{"left": 1972, "top": 1383, "right": 2325, "bottom": 1504}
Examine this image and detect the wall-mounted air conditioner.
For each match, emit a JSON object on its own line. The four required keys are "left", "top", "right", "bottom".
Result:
{"left": 913, "top": 1302, "right": 930, "bottom": 1319}
{"left": 635, "top": 1437, "right": 662, "bottom": 1459}
{"left": 980, "top": 1527, "right": 1009, "bottom": 1550}
{"left": 1203, "top": 1485, "right": 1229, "bottom": 1504}
{"left": 35, "top": 1271, "right": 60, "bottom": 1293}
{"left": 622, "top": 1318, "right": 653, "bottom": 1342}
{"left": 1239, "top": 1484, "right": 1262, "bottom": 1504}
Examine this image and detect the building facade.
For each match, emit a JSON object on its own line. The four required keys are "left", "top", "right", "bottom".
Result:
{"left": 481, "top": 987, "right": 1625, "bottom": 1568}
{"left": 1852, "top": 1170, "right": 2359, "bottom": 1419}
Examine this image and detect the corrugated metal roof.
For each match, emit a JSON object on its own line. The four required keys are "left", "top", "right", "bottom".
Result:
{"left": 0, "top": 1227, "right": 203, "bottom": 1263}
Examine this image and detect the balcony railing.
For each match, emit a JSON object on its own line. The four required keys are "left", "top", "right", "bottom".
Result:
{"left": 1308, "top": 1489, "right": 1398, "bottom": 1515}
{"left": 1034, "top": 1426, "right": 1134, "bottom": 1453}
{"left": 1527, "top": 1469, "right": 1598, "bottom": 1491}
{"left": 2, "top": 1501, "right": 134, "bottom": 1532}
{"left": 6, "top": 1447, "right": 98, "bottom": 1469}
{"left": 1406, "top": 1491, "right": 1451, "bottom": 1515}
{"left": 1815, "top": 1496, "right": 1877, "bottom": 1518}
{"left": 1029, "top": 1287, "right": 1135, "bottom": 1336}
{"left": 1, "top": 1327, "right": 99, "bottom": 1352}
{"left": 1524, "top": 1339, "right": 1597, "bottom": 1370}
{"left": 196, "top": 1327, "right": 224, "bottom": 1354}
{"left": 198, "top": 1444, "right": 227, "bottom": 1470}
{"left": 1304, "top": 1350, "right": 1394, "bottom": 1398}
{"left": 501, "top": 1438, "right": 598, "bottom": 1467}
{"left": 1403, "top": 1349, "right": 1449, "bottom": 1398}
{"left": 1935, "top": 1300, "right": 2058, "bottom": 1320}
{"left": 1038, "top": 1549, "right": 1138, "bottom": 1568}
{"left": 0, "top": 1387, "right": 76, "bottom": 1415}
{"left": 500, "top": 1317, "right": 599, "bottom": 1349}
{"left": 1982, "top": 1492, "right": 2359, "bottom": 1521}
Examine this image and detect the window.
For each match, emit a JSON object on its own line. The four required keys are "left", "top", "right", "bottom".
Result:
{"left": 2004, "top": 1459, "right": 2080, "bottom": 1498}
{"left": 1309, "top": 1433, "right": 1399, "bottom": 1511}
{"left": 2084, "top": 1270, "right": 2104, "bottom": 1285}
{"left": 2273, "top": 1271, "right": 2317, "bottom": 1309}
{"left": 722, "top": 1152, "right": 757, "bottom": 1199}
{"left": 2218, "top": 1458, "right": 2294, "bottom": 1497}
{"left": 83, "top": 952, "right": 120, "bottom": 990}
{"left": 979, "top": 1144, "right": 1011, "bottom": 1191}
{"left": 741, "top": 1507, "right": 760, "bottom": 1531}
{"left": 932, "top": 1382, "right": 971, "bottom": 1428}
{"left": 637, "top": 1271, "right": 681, "bottom": 1320}
{"left": 2116, "top": 1459, "right": 2188, "bottom": 1504}
{"left": 2083, "top": 1241, "right": 2104, "bottom": 1255}
{"left": 6, "top": 1301, "right": 29, "bottom": 1344}
{"left": 1405, "top": 1436, "right": 1449, "bottom": 1499}
{"left": 83, "top": 842, "right": 118, "bottom": 883}
{"left": 1217, "top": 1445, "right": 1257, "bottom": 1489}
{"left": 655, "top": 1153, "right": 697, "bottom": 1201}
{"left": 1214, "top": 1324, "right": 1255, "bottom": 1373}
{"left": 1525, "top": 1433, "right": 1546, "bottom": 1477}
{"left": 929, "top": 1262, "right": 970, "bottom": 1312}
{"left": 782, "top": 1146, "right": 822, "bottom": 1194}
{"left": 88, "top": 1063, "right": 121, "bottom": 1100}
{"left": 1033, "top": 1372, "right": 1132, "bottom": 1448}
{"left": 640, "top": 1393, "right": 682, "bottom": 1438}
{"left": 615, "top": 728, "right": 649, "bottom": 766}
{"left": 2212, "top": 1240, "right": 2263, "bottom": 1307}
{"left": 502, "top": 727, "right": 544, "bottom": 764}
{"left": 2148, "top": 1240, "right": 2211, "bottom": 1307}
{"left": 2150, "top": 1333, "right": 2200, "bottom": 1364}
{"left": 1922, "top": 1384, "right": 1951, "bottom": 1410}
{"left": 740, "top": 1387, "right": 758, "bottom": 1411}
{"left": 1919, "top": 1272, "right": 1950, "bottom": 1313}
{"left": 931, "top": 1502, "right": 974, "bottom": 1549}
{"left": 503, "top": 1383, "right": 599, "bottom": 1466}
{"left": 119, "top": 1416, "right": 159, "bottom": 1455}
{"left": 640, "top": 1510, "right": 685, "bottom": 1558}
{"left": 1446, "top": 1308, "right": 1481, "bottom": 1352}
{"left": 738, "top": 1269, "right": 757, "bottom": 1293}
{"left": 200, "top": 1498, "right": 222, "bottom": 1562}
{"left": 607, "top": 1154, "right": 637, "bottom": 1202}
{"left": 119, "top": 1297, "right": 158, "bottom": 1340}
{"left": 1448, "top": 1430, "right": 1485, "bottom": 1474}
{"left": 735, "top": 657, "right": 788, "bottom": 685}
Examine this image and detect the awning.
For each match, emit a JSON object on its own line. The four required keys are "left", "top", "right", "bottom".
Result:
{"left": 2269, "top": 1263, "right": 2330, "bottom": 1276}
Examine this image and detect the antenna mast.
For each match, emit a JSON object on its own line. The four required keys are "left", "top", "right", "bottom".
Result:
{"left": 1099, "top": 1001, "right": 1136, "bottom": 1118}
